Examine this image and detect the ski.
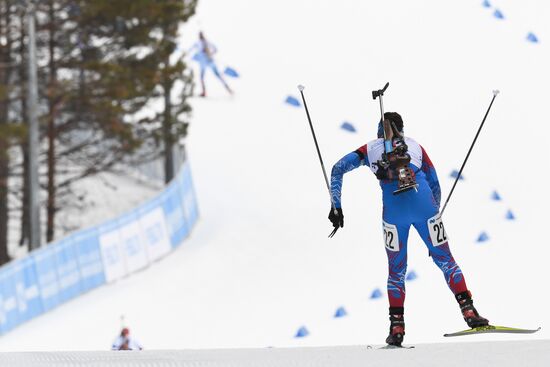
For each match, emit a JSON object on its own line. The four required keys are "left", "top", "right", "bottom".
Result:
{"left": 378, "top": 345, "right": 415, "bottom": 349}
{"left": 444, "top": 325, "right": 541, "bottom": 337}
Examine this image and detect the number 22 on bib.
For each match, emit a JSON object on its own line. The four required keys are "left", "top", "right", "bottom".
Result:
{"left": 382, "top": 221, "right": 399, "bottom": 252}
{"left": 428, "top": 213, "right": 448, "bottom": 246}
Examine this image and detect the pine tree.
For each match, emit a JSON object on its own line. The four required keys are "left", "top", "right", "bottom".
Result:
{"left": 0, "top": 0, "right": 26, "bottom": 264}
{"left": 1, "top": 0, "right": 198, "bottom": 255}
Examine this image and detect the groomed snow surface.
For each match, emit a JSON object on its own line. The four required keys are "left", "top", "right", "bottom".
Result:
{"left": 1, "top": 0, "right": 549, "bottom": 365}
{"left": 1, "top": 341, "right": 549, "bottom": 367}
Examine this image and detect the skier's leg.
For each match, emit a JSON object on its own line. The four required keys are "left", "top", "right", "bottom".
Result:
{"left": 199, "top": 65, "right": 207, "bottom": 97}
{"left": 212, "top": 64, "right": 233, "bottom": 94}
{"left": 413, "top": 218, "right": 489, "bottom": 327}
{"left": 383, "top": 221, "right": 410, "bottom": 308}
{"left": 412, "top": 218, "right": 468, "bottom": 295}
{"left": 382, "top": 220, "right": 410, "bottom": 346}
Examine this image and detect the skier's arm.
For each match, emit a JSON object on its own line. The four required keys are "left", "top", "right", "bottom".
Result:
{"left": 330, "top": 145, "right": 369, "bottom": 208}
{"left": 185, "top": 42, "right": 199, "bottom": 55}
{"left": 420, "top": 145, "right": 441, "bottom": 209}
{"left": 111, "top": 337, "right": 123, "bottom": 351}
{"left": 208, "top": 41, "right": 218, "bottom": 55}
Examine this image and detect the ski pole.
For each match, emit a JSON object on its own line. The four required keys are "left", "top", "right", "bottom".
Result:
{"left": 440, "top": 90, "right": 500, "bottom": 216}
{"left": 297, "top": 85, "right": 338, "bottom": 237}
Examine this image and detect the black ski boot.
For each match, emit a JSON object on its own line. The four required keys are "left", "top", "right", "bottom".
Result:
{"left": 455, "top": 291, "right": 489, "bottom": 328}
{"left": 385, "top": 307, "right": 405, "bottom": 346}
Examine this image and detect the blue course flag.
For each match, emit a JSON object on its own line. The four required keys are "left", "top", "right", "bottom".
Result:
{"left": 491, "top": 191, "right": 502, "bottom": 201}
{"left": 482, "top": 0, "right": 491, "bottom": 8}
{"left": 477, "top": 231, "right": 489, "bottom": 242}
{"left": 527, "top": 32, "right": 539, "bottom": 43}
{"left": 223, "top": 66, "right": 239, "bottom": 78}
{"left": 493, "top": 9, "right": 504, "bottom": 19}
{"left": 341, "top": 122, "right": 357, "bottom": 133}
{"left": 334, "top": 306, "right": 348, "bottom": 318}
{"left": 370, "top": 288, "right": 383, "bottom": 299}
{"left": 506, "top": 210, "right": 516, "bottom": 220}
{"left": 285, "top": 96, "right": 301, "bottom": 107}
{"left": 406, "top": 271, "right": 418, "bottom": 281}
{"left": 295, "top": 326, "right": 309, "bottom": 338}
{"left": 450, "top": 170, "right": 465, "bottom": 180}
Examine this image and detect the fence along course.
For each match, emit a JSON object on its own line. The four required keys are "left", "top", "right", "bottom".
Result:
{"left": 0, "top": 162, "right": 198, "bottom": 335}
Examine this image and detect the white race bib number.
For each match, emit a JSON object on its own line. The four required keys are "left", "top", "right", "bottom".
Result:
{"left": 383, "top": 221, "right": 399, "bottom": 252}
{"left": 428, "top": 213, "right": 448, "bottom": 246}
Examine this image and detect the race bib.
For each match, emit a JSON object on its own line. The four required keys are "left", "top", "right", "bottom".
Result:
{"left": 382, "top": 221, "right": 399, "bottom": 252}
{"left": 428, "top": 213, "right": 448, "bottom": 246}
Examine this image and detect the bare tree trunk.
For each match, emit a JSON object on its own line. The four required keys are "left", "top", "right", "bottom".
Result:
{"left": 0, "top": 0, "right": 13, "bottom": 264}
{"left": 0, "top": 139, "right": 9, "bottom": 264}
{"left": 163, "top": 77, "right": 174, "bottom": 184}
{"left": 46, "top": 0, "right": 57, "bottom": 242}
{"left": 18, "top": 12, "right": 29, "bottom": 247}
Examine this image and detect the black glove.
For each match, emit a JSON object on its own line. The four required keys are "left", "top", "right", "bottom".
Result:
{"left": 328, "top": 207, "right": 343, "bottom": 238}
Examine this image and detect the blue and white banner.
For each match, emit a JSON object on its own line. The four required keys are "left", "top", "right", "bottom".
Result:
{"left": 0, "top": 161, "right": 199, "bottom": 335}
{"left": 53, "top": 237, "right": 82, "bottom": 303}
{"left": 12, "top": 257, "right": 42, "bottom": 325}
{"left": 98, "top": 219, "right": 127, "bottom": 283}
{"left": 71, "top": 227, "right": 105, "bottom": 292}
{"left": 138, "top": 200, "right": 172, "bottom": 262}
{"left": 178, "top": 163, "right": 199, "bottom": 245}
{"left": 31, "top": 246, "right": 61, "bottom": 312}
{"left": 118, "top": 212, "right": 149, "bottom": 273}
{"left": 0, "top": 263, "right": 21, "bottom": 333}
{"left": 160, "top": 180, "right": 189, "bottom": 248}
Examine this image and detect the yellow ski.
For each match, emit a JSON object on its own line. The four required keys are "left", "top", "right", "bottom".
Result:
{"left": 444, "top": 325, "right": 541, "bottom": 337}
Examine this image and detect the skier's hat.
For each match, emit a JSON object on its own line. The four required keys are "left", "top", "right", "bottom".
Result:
{"left": 377, "top": 112, "right": 404, "bottom": 138}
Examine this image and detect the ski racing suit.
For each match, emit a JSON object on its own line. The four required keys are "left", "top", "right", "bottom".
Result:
{"left": 330, "top": 137, "right": 468, "bottom": 308}
{"left": 189, "top": 40, "right": 224, "bottom": 83}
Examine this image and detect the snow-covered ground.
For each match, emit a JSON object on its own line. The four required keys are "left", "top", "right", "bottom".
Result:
{"left": 2, "top": 340, "right": 550, "bottom": 367}
{"left": 0, "top": 0, "right": 549, "bottom": 354}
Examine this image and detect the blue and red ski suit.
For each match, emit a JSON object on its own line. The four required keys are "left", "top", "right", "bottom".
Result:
{"left": 330, "top": 137, "right": 468, "bottom": 308}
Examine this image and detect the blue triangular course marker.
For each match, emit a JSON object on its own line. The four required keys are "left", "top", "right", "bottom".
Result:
{"left": 370, "top": 288, "right": 383, "bottom": 299}
{"left": 334, "top": 306, "right": 348, "bottom": 318}
{"left": 493, "top": 9, "right": 504, "bottom": 19}
{"left": 527, "top": 32, "right": 539, "bottom": 43}
{"left": 285, "top": 96, "right": 301, "bottom": 107}
{"left": 295, "top": 326, "right": 309, "bottom": 338}
{"left": 450, "top": 170, "right": 464, "bottom": 180}
{"left": 223, "top": 66, "right": 239, "bottom": 78}
{"left": 406, "top": 271, "right": 418, "bottom": 281}
{"left": 482, "top": 0, "right": 491, "bottom": 8}
{"left": 477, "top": 231, "right": 489, "bottom": 242}
{"left": 340, "top": 122, "right": 357, "bottom": 133}
{"left": 491, "top": 191, "right": 502, "bottom": 201}
{"left": 505, "top": 210, "right": 516, "bottom": 220}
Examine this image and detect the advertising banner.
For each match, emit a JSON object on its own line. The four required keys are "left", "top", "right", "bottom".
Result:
{"left": 53, "top": 237, "right": 82, "bottom": 303}
{"left": 138, "top": 198, "right": 172, "bottom": 262}
{"left": 72, "top": 227, "right": 105, "bottom": 292}
{"left": 98, "top": 220, "right": 127, "bottom": 283}
{"left": 118, "top": 211, "right": 149, "bottom": 273}
{"left": 31, "top": 246, "right": 61, "bottom": 312}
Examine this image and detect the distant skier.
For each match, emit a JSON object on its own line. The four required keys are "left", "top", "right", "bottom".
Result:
{"left": 328, "top": 112, "right": 488, "bottom": 347}
{"left": 111, "top": 327, "right": 143, "bottom": 351}
{"left": 188, "top": 31, "right": 233, "bottom": 97}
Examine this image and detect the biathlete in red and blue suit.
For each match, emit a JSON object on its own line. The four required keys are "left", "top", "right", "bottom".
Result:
{"left": 328, "top": 112, "right": 489, "bottom": 346}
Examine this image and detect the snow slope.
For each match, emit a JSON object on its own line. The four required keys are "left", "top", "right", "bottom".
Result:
{"left": 0, "top": 0, "right": 548, "bottom": 351}
{"left": 1, "top": 340, "right": 550, "bottom": 367}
